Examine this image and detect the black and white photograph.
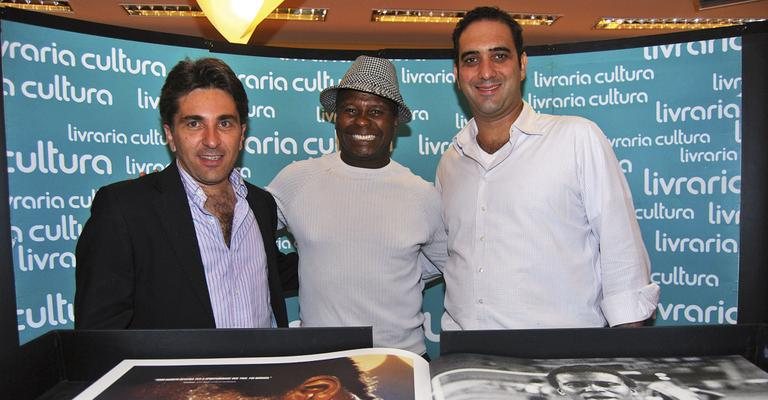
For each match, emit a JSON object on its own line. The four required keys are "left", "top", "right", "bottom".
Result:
{"left": 430, "top": 354, "right": 768, "bottom": 400}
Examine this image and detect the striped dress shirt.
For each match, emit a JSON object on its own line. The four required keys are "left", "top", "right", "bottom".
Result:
{"left": 178, "top": 163, "right": 273, "bottom": 328}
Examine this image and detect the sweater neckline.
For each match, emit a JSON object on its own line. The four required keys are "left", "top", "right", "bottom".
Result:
{"left": 330, "top": 152, "right": 398, "bottom": 178}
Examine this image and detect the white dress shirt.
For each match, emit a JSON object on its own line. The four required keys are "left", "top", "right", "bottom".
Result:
{"left": 436, "top": 102, "right": 659, "bottom": 330}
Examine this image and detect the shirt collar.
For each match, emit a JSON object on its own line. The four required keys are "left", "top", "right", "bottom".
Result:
{"left": 512, "top": 101, "right": 545, "bottom": 136}
{"left": 453, "top": 101, "right": 544, "bottom": 154}
{"left": 177, "top": 160, "right": 247, "bottom": 208}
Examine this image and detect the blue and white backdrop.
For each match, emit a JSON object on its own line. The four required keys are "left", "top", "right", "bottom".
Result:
{"left": 1, "top": 17, "right": 742, "bottom": 357}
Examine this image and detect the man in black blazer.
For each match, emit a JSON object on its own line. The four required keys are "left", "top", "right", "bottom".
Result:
{"left": 74, "top": 58, "right": 296, "bottom": 329}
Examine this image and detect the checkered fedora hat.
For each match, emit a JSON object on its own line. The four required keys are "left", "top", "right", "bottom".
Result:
{"left": 320, "top": 55, "right": 412, "bottom": 123}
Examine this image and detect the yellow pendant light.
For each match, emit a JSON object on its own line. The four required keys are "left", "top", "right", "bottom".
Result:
{"left": 197, "top": 0, "right": 283, "bottom": 44}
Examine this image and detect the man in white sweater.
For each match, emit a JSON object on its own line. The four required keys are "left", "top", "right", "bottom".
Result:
{"left": 268, "top": 56, "right": 447, "bottom": 356}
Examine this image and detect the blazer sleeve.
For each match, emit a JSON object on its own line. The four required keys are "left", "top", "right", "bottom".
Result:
{"left": 248, "top": 184, "right": 296, "bottom": 327}
{"left": 74, "top": 186, "right": 135, "bottom": 329}
{"left": 277, "top": 244, "right": 299, "bottom": 295}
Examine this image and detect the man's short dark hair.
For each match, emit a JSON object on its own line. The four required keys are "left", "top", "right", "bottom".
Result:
{"left": 547, "top": 365, "right": 638, "bottom": 390}
{"left": 452, "top": 6, "right": 524, "bottom": 65}
{"left": 159, "top": 57, "right": 248, "bottom": 127}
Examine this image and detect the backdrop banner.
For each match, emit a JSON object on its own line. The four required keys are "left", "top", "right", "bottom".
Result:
{"left": 2, "top": 19, "right": 741, "bottom": 358}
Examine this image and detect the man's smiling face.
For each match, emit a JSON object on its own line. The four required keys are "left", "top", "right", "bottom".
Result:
{"left": 454, "top": 19, "right": 528, "bottom": 123}
{"left": 335, "top": 89, "right": 398, "bottom": 169}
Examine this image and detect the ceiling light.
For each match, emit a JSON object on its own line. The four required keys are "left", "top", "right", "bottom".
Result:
{"left": 196, "top": 0, "right": 282, "bottom": 44}
{"left": 121, "top": 4, "right": 327, "bottom": 22}
{"left": 0, "top": 0, "right": 72, "bottom": 13}
{"left": 122, "top": 4, "right": 201, "bottom": 17}
{"left": 594, "top": 16, "right": 765, "bottom": 30}
{"left": 372, "top": 9, "right": 560, "bottom": 26}
{"left": 267, "top": 8, "right": 327, "bottom": 21}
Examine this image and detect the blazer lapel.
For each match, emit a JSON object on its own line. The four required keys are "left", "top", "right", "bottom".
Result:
{"left": 152, "top": 163, "right": 214, "bottom": 316}
{"left": 247, "top": 191, "right": 278, "bottom": 263}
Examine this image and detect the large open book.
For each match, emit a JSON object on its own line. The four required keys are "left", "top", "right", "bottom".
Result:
{"left": 74, "top": 348, "right": 768, "bottom": 399}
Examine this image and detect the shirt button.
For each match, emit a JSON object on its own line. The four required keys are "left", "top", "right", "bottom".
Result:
{"left": 478, "top": 298, "right": 484, "bottom": 304}
{"left": 481, "top": 206, "right": 487, "bottom": 212}
{"left": 479, "top": 235, "right": 485, "bottom": 241}
{"left": 478, "top": 267, "right": 484, "bottom": 273}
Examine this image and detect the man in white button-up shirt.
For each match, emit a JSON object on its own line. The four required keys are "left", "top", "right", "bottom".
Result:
{"left": 436, "top": 7, "right": 660, "bottom": 330}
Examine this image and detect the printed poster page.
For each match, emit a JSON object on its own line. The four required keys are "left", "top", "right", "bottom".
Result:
{"left": 73, "top": 348, "right": 430, "bottom": 400}
{"left": 430, "top": 354, "right": 768, "bottom": 400}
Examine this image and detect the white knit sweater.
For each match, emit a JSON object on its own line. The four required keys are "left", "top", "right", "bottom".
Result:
{"left": 268, "top": 152, "right": 447, "bottom": 354}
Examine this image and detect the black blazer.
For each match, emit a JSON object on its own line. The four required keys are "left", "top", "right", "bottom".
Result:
{"left": 74, "top": 163, "right": 293, "bottom": 329}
